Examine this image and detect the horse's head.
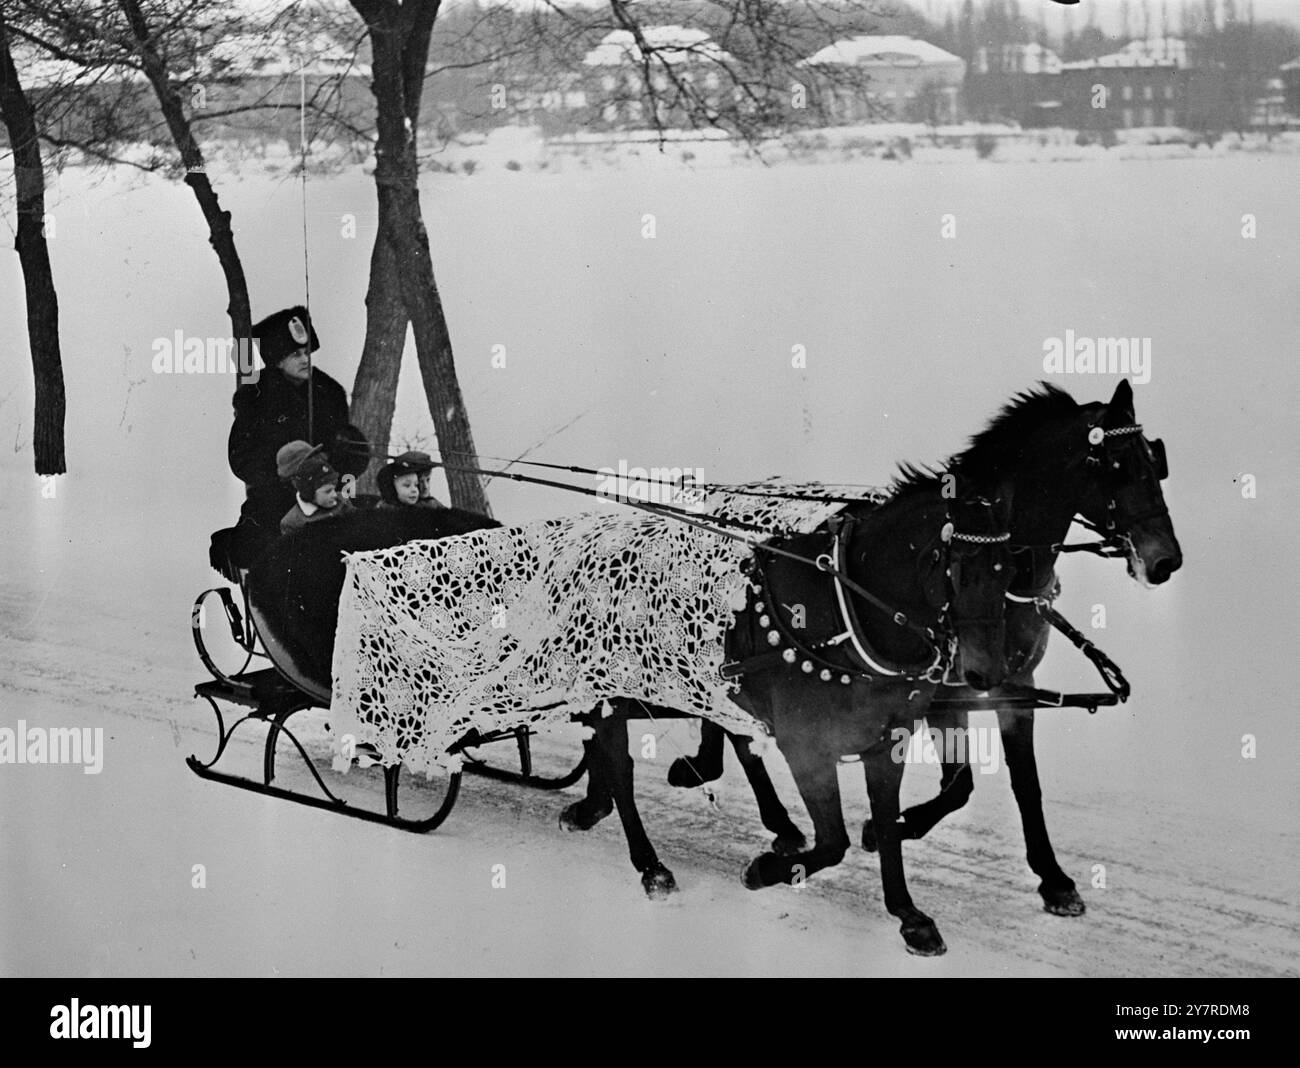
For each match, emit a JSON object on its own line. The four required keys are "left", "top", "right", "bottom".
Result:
{"left": 927, "top": 483, "right": 1016, "bottom": 693}
{"left": 1077, "top": 380, "right": 1183, "bottom": 586}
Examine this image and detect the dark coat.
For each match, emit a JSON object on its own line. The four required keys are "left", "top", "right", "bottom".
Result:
{"left": 228, "top": 366, "right": 369, "bottom": 532}
{"left": 248, "top": 505, "right": 502, "bottom": 686}
{"left": 280, "top": 496, "right": 355, "bottom": 535}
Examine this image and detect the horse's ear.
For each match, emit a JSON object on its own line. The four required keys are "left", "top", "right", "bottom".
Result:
{"left": 1104, "top": 379, "right": 1134, "bottom": 426}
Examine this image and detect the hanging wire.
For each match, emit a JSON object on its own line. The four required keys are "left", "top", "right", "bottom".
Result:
{"left": 300, "top": 66, "right": 314, "bottom": 443}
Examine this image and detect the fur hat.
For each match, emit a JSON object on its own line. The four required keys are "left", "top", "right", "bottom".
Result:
{"left": 290, "top": 453, "right": 339, "bottom": 499}
{"left": 253, "top": 305, "right": 320, "bottom": 366}
{"left": 377, "top": 451, "right": 435, "bottom": 504}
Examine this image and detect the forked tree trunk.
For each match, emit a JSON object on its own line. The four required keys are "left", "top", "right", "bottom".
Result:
{"left": 0, "top": 16, "right": 66, "bottom": 474}
{"left": 348, "top": 234, "right": 407, "bottom": 492}
{"left": 117, "top": 0, "right": 253, "bottom": 374}
{"left": 352, "top": 0, "right": 491, "bottom": 516}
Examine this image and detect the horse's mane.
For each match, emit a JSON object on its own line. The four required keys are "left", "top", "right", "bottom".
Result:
{"left": 888, "top": 383, "right": 1080, "bottom": 498}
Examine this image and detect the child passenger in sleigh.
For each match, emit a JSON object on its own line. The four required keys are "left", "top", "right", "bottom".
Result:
{"left": 276, "top": 441, "right": 354, "bottom": 534}
{"left": 378, "top": 451, "right": 447, "bottom": 511}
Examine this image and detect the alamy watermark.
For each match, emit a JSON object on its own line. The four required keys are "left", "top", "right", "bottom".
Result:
{"left": 595, "top": 461, "right": 707, "bottom": 513}
{"left": 1042, "top": 330, "right": 1151, "bottom": 385}
{"left": 891, "top": 725, "right": 1001, "bottom": 775}
{"left": 152, "top": 331, "right": 258, "bottom": 375}
{"left": 50, "top": 999, "right": 150, "bottom": 1047}
{"left": 0, "top": 721, "right": 104, "bottom": 774}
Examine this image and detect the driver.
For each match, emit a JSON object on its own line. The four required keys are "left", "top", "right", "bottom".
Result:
{"left": 227, "top": 306, "right": 370, "bottom": 555}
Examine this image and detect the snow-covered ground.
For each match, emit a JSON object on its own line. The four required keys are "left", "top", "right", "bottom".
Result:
{"left": 0, "top": 148, "right": 1297, "bottom": 976}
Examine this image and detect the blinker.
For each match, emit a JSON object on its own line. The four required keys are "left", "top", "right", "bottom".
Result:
{"left": 1150, "top": 438, "right": 1168, "bottom": 481}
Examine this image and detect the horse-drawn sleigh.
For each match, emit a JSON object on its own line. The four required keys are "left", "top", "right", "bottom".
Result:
{"left": 188, "top": 380, "right": 1179, "bottom": 955}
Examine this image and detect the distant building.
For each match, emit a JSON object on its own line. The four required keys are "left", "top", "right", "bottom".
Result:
{"left": 582, "top": 26, "right": 733, "bottom": 129}
{"left": 967, "top": 42, "right": 1063, "bottom": 126}
{"left": 1281, "top": 56, "right": 1300, "bottom": 117}
{"left": 1058, "top": 37, "right": 1230, "bottom": 130}
{"left": 1251, "top": 77, "right": 1289, "bottom": 129}
{"left": 801, "top": 35, "right": 965, "bottom": 123}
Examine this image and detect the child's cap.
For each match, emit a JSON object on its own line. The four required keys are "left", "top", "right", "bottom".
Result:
{"left": 377, "top": 451, "right": 435, "bottom": 504}
{"left": 276, "top": 440, "right": 322, "bottom": 479}
{"left": 292, "top": 454, "right": 339, "bottom": 499}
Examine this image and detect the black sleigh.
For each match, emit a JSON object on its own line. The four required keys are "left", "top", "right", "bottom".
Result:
{"left": 188, "top": 512, "right": 588, "bottom": 832}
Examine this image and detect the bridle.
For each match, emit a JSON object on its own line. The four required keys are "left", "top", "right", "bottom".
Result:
{"left": 1010, "top": 421, "right": 1170, "bottom": 588}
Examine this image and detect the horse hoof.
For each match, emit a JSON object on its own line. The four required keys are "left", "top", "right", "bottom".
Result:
{"left": 642, "top": 866, "right": 677, "bottom": 899}
{"left": 771, "top": 830, "right": 807, "bottom": 857}
{"left": 741, "top": 854, "right": 774, "bottom": 891}
{"left": 559, "top": 799, "right": 611, "bottom": 832}
{"left": 667, "top": 756, "right": 721, "bottom": 789}
{"left": 901, "top": 921, "right": 947, "bottom": 957}
{"left": 861, "top": 820, "right": 877, "bottom": 853}
{"left": 1040, "top": 884, "right": 1086, "bottom": 917}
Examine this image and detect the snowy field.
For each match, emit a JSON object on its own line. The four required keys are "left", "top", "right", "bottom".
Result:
{"left": 1, "top": 145, "right": 1297, "bottom": 976}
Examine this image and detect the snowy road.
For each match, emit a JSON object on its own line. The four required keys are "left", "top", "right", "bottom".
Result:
{"left": 1, "top": 578, "right": 1294, "bottom": 977}
{"left": 2, "top": 149, "right": 1297, "bottom": 976}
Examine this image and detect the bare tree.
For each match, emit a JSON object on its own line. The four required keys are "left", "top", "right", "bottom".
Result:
{"left": 0, "top": 6, "right": 65, "bottom": 474}
{"left": 115, "top": 0, "right": 254, "bottom": 357}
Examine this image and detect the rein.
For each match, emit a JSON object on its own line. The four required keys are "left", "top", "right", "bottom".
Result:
{"left": 990, "top": 420, "right": 1155, "bottom": 706}
{"left": 417, "top": 455, "right": 949, "bottom": 638}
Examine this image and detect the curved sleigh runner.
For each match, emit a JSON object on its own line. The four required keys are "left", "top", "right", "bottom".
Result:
{"left": 189, "top": 572, "right": 463, "bottom": 832}
{"left": 187, "top": 508, "right": 588, "bottom": 832}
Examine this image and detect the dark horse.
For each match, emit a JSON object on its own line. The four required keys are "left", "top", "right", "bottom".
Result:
{"left": 861, "top": 379, "right": 1180, "bottom": 914}
{"left": 564, "top": 470, "right": 1017, "bottom": 956}
{"left": 668, "top": 380, "right": 1182, "bottom": 919}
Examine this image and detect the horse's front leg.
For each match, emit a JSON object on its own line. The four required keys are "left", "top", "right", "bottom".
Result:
{"left": 741, "top": 731, "right": 848, "bottom": 889}
{"left": 729, "top": 733, "right": 806, "bottom": 855}
{"left": 998, "top": 707, "right": 1085, "bottom": 916}
{"left": 667, "top": 718, "right": 725, "bottom": 787}
{"left": 863, "top": 710, "right": 974, "bottom": 851}
{"left": 862, "top": 737, "right": 946, "bottom": 956}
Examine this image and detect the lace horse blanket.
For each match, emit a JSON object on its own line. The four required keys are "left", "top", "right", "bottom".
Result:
{"left": 329, "top": 483, "right": 885, "bottom": 774}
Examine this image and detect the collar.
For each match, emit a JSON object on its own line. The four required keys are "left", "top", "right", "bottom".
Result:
{"left": 297, "top": 496, "right": 320, "bottom": 517}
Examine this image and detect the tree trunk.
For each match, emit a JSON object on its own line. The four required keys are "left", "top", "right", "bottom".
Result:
{"left": 0, "top": 15, "right": 66, "bottom": 474}
{"left": 117, "top": 0, "right": 252, "bottom": 372}
{"left": 354, "top": 0, "right": 491, "bottom": 516}
{"left": 348, "top": 233, "right": 407, "bottom": 492}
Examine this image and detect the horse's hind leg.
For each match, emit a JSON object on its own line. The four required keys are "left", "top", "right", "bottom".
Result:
{"left": 589, "top": 701, "right": 677, "bottom": 899}
{"left": 863, "top": 712, "right": 974, "bottom": 851}
{"left": 667, "top": 718, "right": 725, "bottom": 787}
{"left": 730, "top": 734, "right": 806, "bottom": 855}
{"left": 559, "top": 711, "right": 613, "bottom": 832}
{"left": 862, "top": 741, "right": 946, "bottom": 956}
{"left": 998, "top": 708, "right": 1085, "bottom": 917}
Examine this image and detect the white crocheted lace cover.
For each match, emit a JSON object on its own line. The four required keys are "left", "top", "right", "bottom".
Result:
{"left": 329, "top": 483, "right": 886, "bottom": 774}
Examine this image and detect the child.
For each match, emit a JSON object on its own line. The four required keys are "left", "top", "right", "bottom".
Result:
{"left": 416, "top": 466, "right": 446, "bottom": 510}
{"left": 378, "top": 451, "right": 446, "bottom": 509}
{"left": 277, "top": 441, "right": 352, "bottom": 533}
